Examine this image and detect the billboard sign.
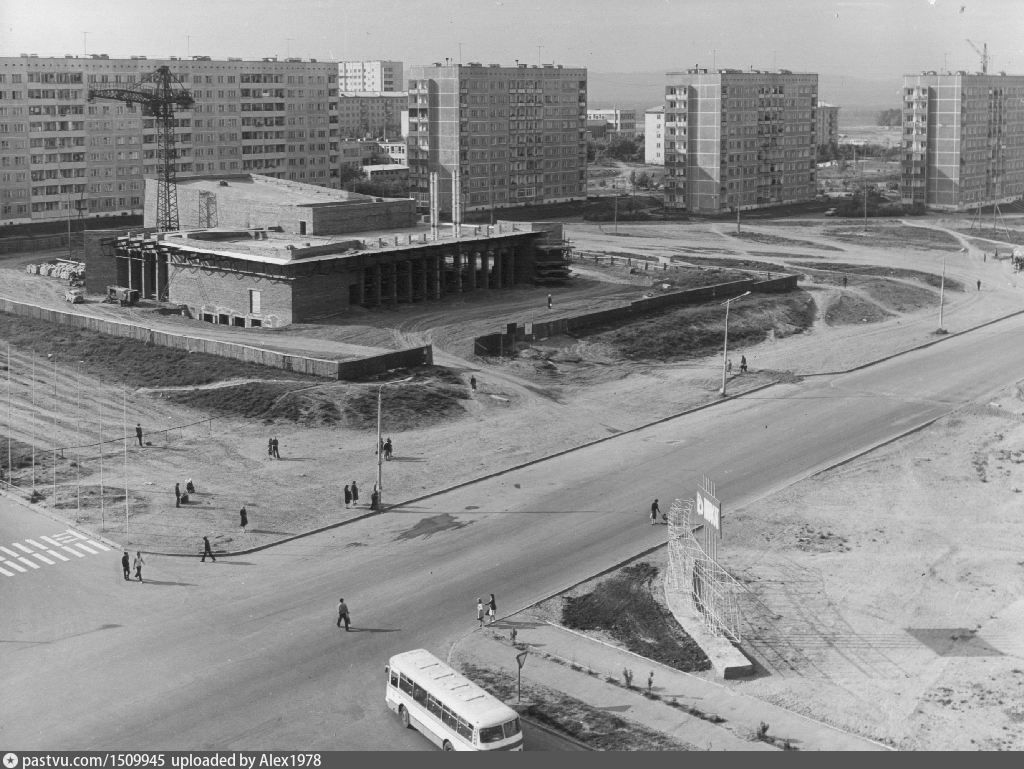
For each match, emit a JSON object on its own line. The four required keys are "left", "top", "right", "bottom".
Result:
{"left": 696, "top": 487, "right": 721, "bottom": 538}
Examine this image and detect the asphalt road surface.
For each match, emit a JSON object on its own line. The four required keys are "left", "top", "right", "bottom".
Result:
{"left": 4, "top": 314, "right": 1024, "bottom": 750}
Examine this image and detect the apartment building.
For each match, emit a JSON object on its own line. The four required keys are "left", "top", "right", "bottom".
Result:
{"left": 900, "top": 71, "right": 1024, "bottom": 210}
{"left": 339, "top": 61, "right": 402, "bottom": 92}
{"left": 586, "top": 108, "right": 637, "bottom": 138}
{"left": 338, "top": 91, "right": 407, "bottom": 139}
{"left": 405, "top": 62, "right": 587, "bottom": 214}
{"left": 645, "top": 106, "right": 665, "bottom": 165}
{"left": 662, "top": 68, "right": 818, "bottom": 213}
{"left": 816, "top": 101, "right": 840, "bottom": 146}
{"left": 0, "top": 54, "right": 340, "bottom": 225}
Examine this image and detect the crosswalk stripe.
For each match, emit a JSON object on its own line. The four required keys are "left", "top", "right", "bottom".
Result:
{"left": 61, "top": 546, "right": 85, "bottom": 558}
{"left": 0, "top": 565, "right": 13, "bottom": 576}
{"left": 72, "top": 542, "right": 98, "bottom": 555}
{"left": 13, "top": 543, "right": 32, "bottom": 553}
{"left": 31, "top": 553, "right": 55, "bottom": 565}
{"left": 46, "top": 549, "right": 69, "bottom": 562}
{"left": 17, "top": 557, "right": 40, "bottom": 569}
{"left": 65, "top": 529, "right": 88, "bottom": 541}
{"left": 40, "top": 536, "right": 64, "bottom": 548}
{"left": 0, "top": 546, "right": 20, "bottom": 558}
{"left": 1, "top": 559, "right": 25, "bottom": 573}
{"left": 86, "top": 540, "right": 110, "bottom": 552}
{"left": 25, "top": 539, "right": 46, "bottom": 550}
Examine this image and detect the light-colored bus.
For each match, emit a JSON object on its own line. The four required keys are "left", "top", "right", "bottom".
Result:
{"left": 385, "top": 649, "right": 523, "bottom": 751}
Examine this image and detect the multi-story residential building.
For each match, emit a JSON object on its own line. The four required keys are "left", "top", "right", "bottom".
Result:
{"left": 900, "top": 70, "right": 1024, "bottom": 210}
{"left": 405, "top": 62, "right": 587, "bottom": 214}
{"left": 0, "top": 53, "right": 340, "bottom": 225}
{"left": 338, "top": 139, "right": 381, "bottom": 170}
{"left": 338, "top": 91, "right": 407, "bottom": 139}
{"left": 662, "top": 68, "right": 818, "bottom": 213}
{"left": 377, "top": 139, "right": 407, "bottom": 164}
{"left": 586, "top": 108, "right": 637, "bottom": 138}
{"left": 644, "top": 106, "right": 664, "bottom": 165}
{"left": 816, "top": 101, "right": 840, "bottom": 146}
{"left": 339, "top": 61, "right": 402, "bottom": 92}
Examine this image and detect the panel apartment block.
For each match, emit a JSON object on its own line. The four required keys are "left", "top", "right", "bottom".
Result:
{"left": 0, "top": 54, "right": 340, "bottom": 225}
{"left": 338, "top": 91, "right": 407, "bottom": 139}
{"left": 339, "top": 61, "right": 402, "bottom": 93}
{"left": 405, "top": 62, "right": 587, "bottom": 214}
{"left": 816, "top": 101, "right": 840, "bottom": 146}
{"left": 900, "top": 71, "right": 1024, "bottom": 210}
{"left": 586, "top": 108, "right": 637, "bottom": 138}
{"left": 663, "top": 68, "right": 818, "bottom": 213}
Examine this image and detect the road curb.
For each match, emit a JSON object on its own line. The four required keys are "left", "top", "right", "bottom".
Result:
{"left": 518, "top": 715, "right": 595, "bottom": 752}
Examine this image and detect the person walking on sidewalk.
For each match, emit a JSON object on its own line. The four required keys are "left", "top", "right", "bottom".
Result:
{"left": 239, "top": 505, "right": 248, "bottom": 532}
{"left": 470, "top": 375, "right": 477, "bottom": 392}
{"left": 201, "top": 536, "right": 216, "bottom": 562}
{"left": 337, "top": 598, "right": 351, "bottom": 631}
{"left": 133, "top": 551, "right": 145, "bottom": 582}
{"left": 121, "top": 551, "right": 131, "bottom": 581}
{"left": 135, "top": 423, "right": 144, "bottom": 447}
{"left": 175, "top": 482, "right": 181, "bottom": 508}
{"left": 344, "top": 484, "right": 352, "bottom": 509}
{"left": 740, "top": 355, "right": 747, "bottom": 373}
{"left": 651, "top": 499, "right": 661, "bottom": 525}
{"left": 351, "top": 481, "right": 359, "bottom": 506}
{"left": 487, "top": 593, "right": 497, "bottom": 624}
{"left": 477, "top": 598, "right": 486, "bottom": 627}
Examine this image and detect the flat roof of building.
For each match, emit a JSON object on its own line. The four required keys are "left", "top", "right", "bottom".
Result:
{"left": 172, "top": 174, "right": 389, "bottom": 207}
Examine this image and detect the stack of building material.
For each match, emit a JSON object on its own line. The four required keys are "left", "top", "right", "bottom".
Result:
{"left": 25, "top": 261, "right": 85, "bottom": 281}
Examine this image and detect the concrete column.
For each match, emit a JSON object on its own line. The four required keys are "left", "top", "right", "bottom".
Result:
{"left": 419, "top": 256, "right": 428, "bottom": 301}
{"left": 388, "top": 262, "right": 398, "bottom": 303}
{"left": 372, "top": 264, "right": 382, "bottom": 306}
{"left": 466, "top": 250, "right": 477, "bottom": 291}
{"left": 434, "top": 254, "right": 443, "bottom": 299}
{"left": 480, "top": 251, "right": 490, "bottom": 290}
{"left": 506, "top": 247, "right": 517, "bottom": 285}
{"left": 403, "top": 261, "right": 414, "bottom": 303}
{"left": 492, "top": 250, "right": 502, "bottom": 289}
{"left": 454, "top": 250, "right": 463, "bottom": 293}
{"left": 352, "top": 268, "right": 365, "bottom": 306}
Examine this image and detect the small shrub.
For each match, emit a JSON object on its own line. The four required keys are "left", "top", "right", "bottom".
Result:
{"left": 570, "top": 663, "right": 582, "bottom": 672}
{"left": 28, "top": 489, "right": 45, "bottom": 503}
{"left": 605, "top": 676, "right": 619, "bottom": 685}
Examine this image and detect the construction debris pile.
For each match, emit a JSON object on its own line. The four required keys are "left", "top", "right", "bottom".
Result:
{"left": 25, "top": 260, "right": 84, "bottom": 282}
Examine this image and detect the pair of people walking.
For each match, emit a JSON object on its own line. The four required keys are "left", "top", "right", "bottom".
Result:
{"left": 476, "top": 594, "right": 497, "bottom": 626}
{"left": 377, "top": 437, "right": 393, "bottom": 461}
{"left": 267, "top": 437, "right": 281, "bottom": 459}
{"left": 122, "top": 551, "right": 144, "bottom": 581}
{"left": 343, "top": 481, "right": 361, "bottom": 508}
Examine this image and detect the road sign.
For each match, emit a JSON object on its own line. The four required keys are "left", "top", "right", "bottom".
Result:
{"left": 516, "top": 651, "right": 528, "bottom": 669}
{"left": 516, "top": 651, "right": 528, "bottom": 702}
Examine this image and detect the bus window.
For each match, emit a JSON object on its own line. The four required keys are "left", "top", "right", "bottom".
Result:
{"left": 456, "top": 718, "right": 473, "bottom": 741}
{"left": 426, "top": 694, "right": 443, "bottom": 718}
{"left": 441, "top": 705, "right": 458, "bottom": 730}
{"left": 412, "top": 683, "right": 429, "bottom": 706}
{"left": 503, "top": 717, "right": 522, "bottom": 739}
{"left": 479, "top": 725, "right": 505, "bottom": 743}
{"left": 389, "top": 669, "right": 399, "bottom": 688}
{"left": 399, "top": 674, "right": 414, "bottom": 695}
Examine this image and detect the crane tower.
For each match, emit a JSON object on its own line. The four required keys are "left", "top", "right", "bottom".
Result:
{"left": 88, "top": 66, "right": 195, "bottom": 231}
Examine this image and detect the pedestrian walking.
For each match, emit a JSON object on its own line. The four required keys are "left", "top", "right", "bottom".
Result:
{"left": 477, "top": 597, "right": 486, "bottom": 627}
{"left": 351, "top": 481, "right": 359, "bottom": 506}
{"left": 175, "top": 482, "right": 181, "bottom": 508}
{"left": 470, "top": 375, "right": 477, "bottom": 391}
{"left": 121, "top": 551, "right": 131, "bottom": 580}
{"left": 201, "top": 536, "right": 216, "bottom": 562}
{"left": 133, "top": 551, "right": 145, "bottom": 581}
{"left": 727, "top": 358, "right": 732, "bottom": 374}
{"left": 740, "top": 355, "right": 748, "bottom": 373}
{"left": 135, "top": 423, "right": 143, "bottom": 447}
{"left": 977, "top": 279, "right": 982, "bottom": 291}
{"left": 337, "top": 598, "right": 351, "bottom": 631}
{"left": 651, "top": 499, "right": 661, "bottom": 525}
{"left": 842, "top": 275, "right": 848, "bottom": 288}
{"left": 272, "top": 437, "right": 280, "bottom": 459}
{"left": 547, "top": 293, "right": 552, "bottom": 310}
{"left": 344, "top": 484, "right": 352, "bottom": 509}
{"left": 268, "top": 438, "right": 274, "bottom": 457}
{"left": 239, "top": 505, "right": 248, "bottom": 531}
{"left": 384, "top": 437, "right": 393, "bottom": 461}
{"left": 487, "top": 593, "right": 497, "bottom": 624}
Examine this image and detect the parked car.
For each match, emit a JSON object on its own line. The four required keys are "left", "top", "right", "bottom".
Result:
{"left": 824, "top": 208, "right": 838, "bottom": 217}
{"left": 64, "top": 287, "right": 85, "bottom": 304}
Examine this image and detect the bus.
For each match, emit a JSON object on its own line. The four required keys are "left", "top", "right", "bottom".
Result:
{"left": 385, "top": 649, "right": 524, "bottom": 751}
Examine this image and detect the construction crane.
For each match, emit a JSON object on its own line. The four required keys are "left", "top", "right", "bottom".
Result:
{"left": 88, "top": 66, "right": 194, "bottom": 231}
{"left": 966, "top": 39, "right": 989, "bottom": 74}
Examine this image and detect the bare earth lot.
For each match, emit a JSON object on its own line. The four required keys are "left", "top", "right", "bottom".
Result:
{"left": 4, "top": 211, "right": 1024, "bottom": 747}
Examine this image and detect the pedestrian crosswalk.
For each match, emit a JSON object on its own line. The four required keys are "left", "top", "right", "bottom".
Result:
{"left": 0, "top": 529, "right": 110, "bottom": 578}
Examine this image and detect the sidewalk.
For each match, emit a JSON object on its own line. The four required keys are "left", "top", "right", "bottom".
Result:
{"left": 453, "top": 621, "right": 890, "bottom": 751}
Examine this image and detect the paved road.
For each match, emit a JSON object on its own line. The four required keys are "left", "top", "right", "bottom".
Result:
{"left": 4, "top": 314, "right": 1024, "bottom": 750}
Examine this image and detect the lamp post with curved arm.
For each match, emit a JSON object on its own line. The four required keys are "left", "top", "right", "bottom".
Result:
{"left": 720, "top": 291, "right": 751, "bottom": 397}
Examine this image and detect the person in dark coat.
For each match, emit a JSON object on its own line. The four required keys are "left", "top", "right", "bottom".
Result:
{"left": 487, "top": 593, "right": 497, "bottom": 624}
{"left": 351, "top": 481, "right": 359, "bottom": 506}
{"left": 384, "top": 438, "right": 393, "bottom": 461}
{"left": 344, "top": 484, "right": 352, "bottom": 509}
{"left": 272, "top": 437, "right": 280, "bottom": 459}
{"left": 239, "top": 505, "right": 248, "bottom": 531}
{"left": 470, "top": 375, "right": 477, "bottom": 391}
{"left": 740, "top": 355, "right": 748, "bottom": 373}
{"left": 186, "top": 478, "right": 196, "bottom": 494}
{"left": 651, "top": 499, "right": 660, "bottom": 525}
{"left": 175, "top": 482, "right": 181, "bottom": 508}
{"left": 121, "top": 551, "right": 131, "bottom": 580}
{"left": 202, "top": 536, "right": 216, "bottom": 562}
{"left": 268, "top": 438, "right": 274, "bottom": 457}
{"left": 135, "top": 423, "right": 143, "bottom": 447}
{"left": 337, "top": 598, "right": 351, "bottom": 631}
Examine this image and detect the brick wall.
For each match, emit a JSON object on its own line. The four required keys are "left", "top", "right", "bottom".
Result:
{"left": 291, "top": 270, "right": 361, "bottom": 321}
{"left": 168, "top": 264, "right": 293, "bottom": 327}
{"left": 311, "top": 199, "right": 416, "bottom": 233}
{"left": 83, "top": 229, "right": 130, "bottom": 295}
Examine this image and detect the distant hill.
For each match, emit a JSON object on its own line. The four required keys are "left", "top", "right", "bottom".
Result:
{"left": 587, "top": 71, "right": 902, "bottom": 128}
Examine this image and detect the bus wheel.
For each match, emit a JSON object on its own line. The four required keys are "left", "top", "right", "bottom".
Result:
{"left": 442, "top": 741, "right": 454, "bottom": 751}
{"left": 399, "top": 705, "right": 411, "bottom": 729}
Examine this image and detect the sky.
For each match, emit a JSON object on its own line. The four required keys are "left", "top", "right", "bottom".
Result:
{"left": 1, "top": 0, "right": 1022, "bottom": 80}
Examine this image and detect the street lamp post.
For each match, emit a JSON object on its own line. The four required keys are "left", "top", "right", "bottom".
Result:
{"left": 720, "top": 291, "right": 751, "bottom": 396}
{"left": 938, "top": 248, "right": 967, "bottom": 334}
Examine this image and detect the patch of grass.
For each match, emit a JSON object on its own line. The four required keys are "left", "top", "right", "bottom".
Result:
{"left": 790, "top": 261, "right": 964, "bottom": 292}
{"left": 823, "top": 224, "right": 964, "bottom": 252}
{"left": 459, "top": 662, "right": 693, "bottom": 751}
{"left": 0, "top": 430, "right": 81, "bottom": 488}
{"left": 165, "top": 383, "right": 311, "bottom": 424}
{"left": 669, "top": 254, "right": 790, "bottom": 273}
{"left": 0, "top": 311, "right": 314, "bottom": 389}
{"left": 726, "top": 231, "right": 844, "bottom": 252}
{"left": 593, "top": 292, "right": 816, "bottom": 362}
{"left": 821, "top": 292, "right": 893, "bottom": 326}
{"left": 562, "top": 563, "right": 711, "bottom": 673}
{"left": 342, "top": 366, "right": 470, "bottom": 431}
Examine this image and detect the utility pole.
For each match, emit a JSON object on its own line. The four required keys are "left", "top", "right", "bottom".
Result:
{"left": 52, "top": 355, "right": 57, "bottom": 512}
{"left": 122, "top": 383, "right": 129, "bottom": 535}
{"left": 5, "top": 344, "right": 10, "bottom": 485}
{"left": 30, "top": 351, "right": 35, "bottom": 489}
{"left": 720, "top": 292, "right": 751, "bottom": 396}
